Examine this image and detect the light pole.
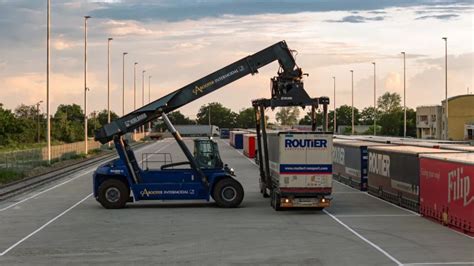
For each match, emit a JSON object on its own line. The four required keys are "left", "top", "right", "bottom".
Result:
{"left": 84, "top": 15, "right": 91, "bottom": 155}
{"left": 122, "top": 52, "right": 128, "bottom": 116}
{"left": 36, "top": 101, "right": 43, "bottom": 143}
{"left": 148, "top": 75, "right": 152, "bottom": 131}
{"left": 107, "top": 37, "right": 113, "bottom": 124}
{"left": 442, "top": 37, "right": 448, "bottom": 140}
{"left": 142, "top": 70, "right": 146, "bottom": 107}
{"left": 134, "top": 62, "right": 138, "bottom": 110}
{"left": 142, "top": 70, "right": 146, "bottom": 133}
{"left": 401, "top": 52, "right": 407, "bottom": 138}
{"left": 148, "top": 75, "right": 152, "bottom": 104}
{"left": 46, "top": 0, "right": 51, "bottom": 162}
{"left": 372, "top": 62, "right": 376, "bottom": 136}
{"left": 333, "top": 76, "right": 336, "bottom": 134}
{"left": 350, "top": 70, "right": 354, "bottom": 135}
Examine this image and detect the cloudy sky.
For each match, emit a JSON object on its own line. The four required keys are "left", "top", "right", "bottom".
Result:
{"left": 0, "top": 0, "right": 472, "bottom": 120}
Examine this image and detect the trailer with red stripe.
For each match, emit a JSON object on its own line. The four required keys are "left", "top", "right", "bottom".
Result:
{"left": 266, "top": 131, "right": 333, "bottom": 210}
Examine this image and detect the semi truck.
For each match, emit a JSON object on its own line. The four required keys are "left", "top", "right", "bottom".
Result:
{"left": 267, "top": 132, "right": 333, "bottom": 210}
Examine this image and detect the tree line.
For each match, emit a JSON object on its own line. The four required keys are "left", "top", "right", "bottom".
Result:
{"left": 0, "top": 91, "right": 415, "bottom": 148}
{"left": 0, "top": 103, "right": 118, "bottom": 148}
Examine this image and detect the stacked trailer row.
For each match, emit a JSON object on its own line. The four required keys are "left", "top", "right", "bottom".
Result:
{"left": 367, "top": 145, "right": 461, "bottom": 212}
{"left": 419, "top": 152, "right": 474, "bottom": 236}
{"left": 332, "top": 140, "right": 391, "bottom": 191}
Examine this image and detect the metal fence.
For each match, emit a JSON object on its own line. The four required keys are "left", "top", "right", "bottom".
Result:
{"left": 0, "top": 140, "right": 103, "bottom": 170}
{"left": 0, "top": 132, "right": 147, "bottom": 171}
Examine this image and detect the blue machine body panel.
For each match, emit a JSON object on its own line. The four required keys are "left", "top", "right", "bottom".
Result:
{"left": 93, "top": 157, "right": 230, "bottom": 202}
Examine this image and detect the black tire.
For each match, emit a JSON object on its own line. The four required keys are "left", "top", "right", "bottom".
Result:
{"left": 271, "top": 189, "right": 281, "bottom": 211}
{"left": 260, "top": 181, "right": 270, "bottom": 198}
{"left": 98, "top": 179, "right": 129, "bottom": 209}
{"left": 213, "top": 178, "right": 244, "bottom": 208}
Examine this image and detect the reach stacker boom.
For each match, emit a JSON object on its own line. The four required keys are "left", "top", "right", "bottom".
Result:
{"left": 92, "top": 40, "right": 327, "bottom": 209}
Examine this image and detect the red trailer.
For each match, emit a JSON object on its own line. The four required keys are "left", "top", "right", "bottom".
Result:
{"left": 420, "top": 153, "right": 474, "bottom": 236}
{"left": 243, "top": 133, "right": 256, "bottom": 158}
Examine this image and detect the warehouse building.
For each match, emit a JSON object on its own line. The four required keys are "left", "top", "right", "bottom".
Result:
{"left": 441, "top": 94, "right": 474, "bottom": 140}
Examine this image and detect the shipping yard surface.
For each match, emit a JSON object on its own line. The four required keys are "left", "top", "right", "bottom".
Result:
{"left": 0, "top": 138, "right": 473, "bottom": 265}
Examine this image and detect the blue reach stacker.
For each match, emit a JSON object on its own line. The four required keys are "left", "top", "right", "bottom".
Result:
{"left": 92, "top": 40, "right": 328, "bottom": 209}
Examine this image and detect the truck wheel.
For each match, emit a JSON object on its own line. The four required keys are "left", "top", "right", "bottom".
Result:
{"left": 213, "top": 178, "right": 244, "bottom": 208}
{"left": 271, "top": 190, "right": 281, "bottom": 211}
{"left": 98, "top": 179, "right": 129, "bottom": 209}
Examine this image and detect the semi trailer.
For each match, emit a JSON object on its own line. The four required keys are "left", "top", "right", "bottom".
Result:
{"left": 266, "top": 132, "right": 333, "bottom": 210}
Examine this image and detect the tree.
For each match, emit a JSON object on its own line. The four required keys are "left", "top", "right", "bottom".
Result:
{"left": 360, "top": 107, "right": 380, "bottom": 126}
{"left": 235, "top": 107, "right": 256, "bottom": 129}
{"left": 276, "top": 107, "right": 300, "bottom": 125}
{"left": 298, "top": 109, "right": 332, "bottom": 130}
{"left": 0, "top": 104, "right": 22, "bottom": 145}
{"left": 378, "top": 92, "right": 402, "bottom": 113}
{"left": 154, "top": 110, "right": 195, "bottom": 131}
{"left": 333, "top": 105, "right": 360, "bottom": 127}
{"left": 52, "top": 104, "right": 84, "bottom": 143}
{"left": 196, "top": 102, "right": 237, "bottom": 128}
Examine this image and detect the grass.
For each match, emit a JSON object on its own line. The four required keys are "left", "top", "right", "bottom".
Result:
{"left": 0, "top": 169, "right": 25, "bottom": 185}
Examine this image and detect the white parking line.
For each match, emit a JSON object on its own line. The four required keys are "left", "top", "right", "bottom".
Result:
{"left": 0, "top": 193, "right": 92, "bottom": 256}
{"left": 218, "top": 139, "right": 259, "bottom": 167}
{"left": 323, "top": 209, "right": 403, "bottom": 266}
{"left": 333, "top": 180, "right": 421, "bottom": 216}
{"left": 0, "top": 140, "right": 165, "bottom": 212}
{"left": 335, "top": 214, "right": 416, "bottom": 218}
{"left": 402, "top": 262, "right": 474, "bottom": 265}
{"left": 0, "top": 140, "right": 174, "bottom": 256}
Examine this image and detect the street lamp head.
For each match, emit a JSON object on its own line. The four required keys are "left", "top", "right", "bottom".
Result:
{"left": 350, "top": 70, "right": 353, "bottom": 73}
{"left": 123, "top": 52, "right": 128, "bottom": 55}
{"left": 401, "top": 52, "right": 405, "bottom": 55}
{"left": 442, "top": 37, "right": 447, "bottom": 41}
{"left": 108, "top": 37, "right": 113, "bottom": 41}
{"left": 372, "top": 62, "right": 375, "bottom": 65}
{"left": 84, "top": 15, "right": 91, "bottom": 19}
{"left": 134, "top": 62, "right": 138, "bottom": 65}
{"left": 143, "top": 70, "right": 146, "bottom": 73}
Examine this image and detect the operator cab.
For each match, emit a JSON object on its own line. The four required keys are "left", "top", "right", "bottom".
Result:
{"left": 193, "top": 138, "right": 223, "bottom": 169}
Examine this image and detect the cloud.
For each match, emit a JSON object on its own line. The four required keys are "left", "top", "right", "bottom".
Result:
{"left": 326, "top": 15, "right": 385, "bottom": 23}
{"left": 104, "top": 20, "right": 155, "bottom": 36}
{"left": 88, "top": 0, "right": 472, "bottom": 22}
{"left": 415, "top": 14, "right": 460, "bottom": 20}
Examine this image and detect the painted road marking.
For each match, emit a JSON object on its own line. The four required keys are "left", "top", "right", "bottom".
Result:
{"left": 402, "top": 263, "right": 474, "bottom": 265}
{"left": 224, "top": 137, "right": 403, "bottom": 265}
{"left": 218, "top": 139, "right": 259, "bottom": 167}
{"left": 335, "top": 214, "right": 416, "bottom": 218}
{"left": 0, "top": 140, "right": 167, "bottom": 212}
{"left": 324, "top": 209, "right": 403, "bottom": 266}
{"left": 333, "top": 180, "right": 421, "bottom": 216}
{"left": 0, "top": 193, "right": 92, "bottom": 257}
{"left": 0, "top": 141, "right": 174, "bottom": 256}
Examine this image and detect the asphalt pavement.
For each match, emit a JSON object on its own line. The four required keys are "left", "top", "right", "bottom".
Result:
{"left": 0, "top": 138, "right": 472, "bottom": 265}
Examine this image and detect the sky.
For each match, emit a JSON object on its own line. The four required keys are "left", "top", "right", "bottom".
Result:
{"left": 0, "top": 0, "right": 473, "bottom": 121}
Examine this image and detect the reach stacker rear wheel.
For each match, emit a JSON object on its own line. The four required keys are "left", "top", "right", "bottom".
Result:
{"left": 98, "top": 179, "right": 129, "bottom": 209}
{"left": 213, "top": 178, "right": 244, "bottom": 208}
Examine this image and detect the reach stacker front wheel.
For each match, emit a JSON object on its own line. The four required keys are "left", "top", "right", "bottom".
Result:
{"left": 213, "top": 178, "right": 244, "bottom": 208}
{"left": 98, "top": 179, "right": 129, "bottom": 209}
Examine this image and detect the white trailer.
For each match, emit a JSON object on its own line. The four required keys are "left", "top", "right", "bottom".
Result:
{"left": 266, "top": 131, "right": 333, "bottom": 210}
